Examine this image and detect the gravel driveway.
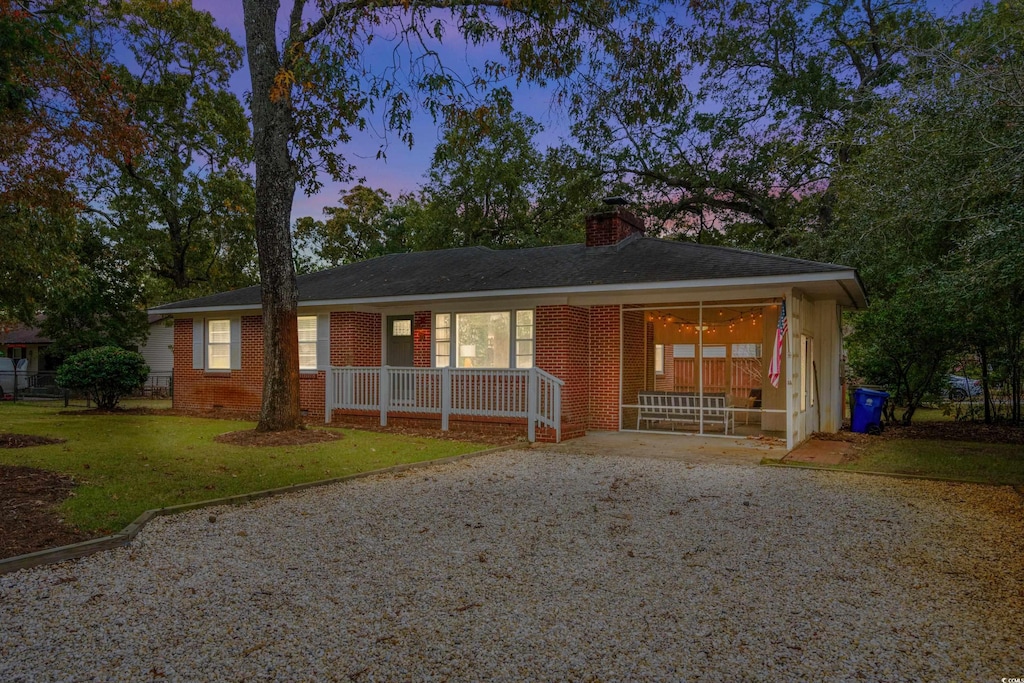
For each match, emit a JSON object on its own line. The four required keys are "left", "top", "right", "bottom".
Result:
{"left": 2, "top": 450, "right": 1022, "bottom": 681}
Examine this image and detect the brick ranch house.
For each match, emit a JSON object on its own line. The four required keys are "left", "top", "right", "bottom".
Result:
{"left": 151, "top": 205, "right": 867, "bottom": 450}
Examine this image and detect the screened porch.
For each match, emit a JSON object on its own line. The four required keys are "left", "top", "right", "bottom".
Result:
{"left": 620, "top": 301, "right": 791, "bottom": 439}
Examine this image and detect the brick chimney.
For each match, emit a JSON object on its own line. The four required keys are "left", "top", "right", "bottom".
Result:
{"left": 585, "top": 198, "right": 644, "bottom": 247}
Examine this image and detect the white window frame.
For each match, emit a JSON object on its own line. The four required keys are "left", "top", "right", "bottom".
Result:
{"left": 673, "top": 343, "right": 696, "bottom": 358}
{"left": 192, "top": 317, "right": 241, "bottom": 372}
{"left": 434, "top": 309, "right": 535, "bottom": 369}
{"left": 207, "top": 319, "right": 231, "bottom": 371}
{"left": 654, "top": 344, "right": 665, "bottom": 375}
{"left": 434, "top": 314, "right": 451, "bottom": 368}
{"left": 298, "top": 315, "right": 318, "bottom": 371}
{"left": 514, "top": 309, "right": 534, "bottom": 369}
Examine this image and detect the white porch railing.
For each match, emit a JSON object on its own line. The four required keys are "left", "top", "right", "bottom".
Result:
{"left": 327, "top": 366, "right": 564, "bottom": 442}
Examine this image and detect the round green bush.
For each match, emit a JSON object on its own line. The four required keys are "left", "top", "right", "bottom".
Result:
{"left": 56, "top": 346, "right": 150, "bottom": 410}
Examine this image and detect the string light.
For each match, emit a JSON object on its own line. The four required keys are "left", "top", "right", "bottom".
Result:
{"left": 644, "top": 306, "right": 770, "bottom": 330}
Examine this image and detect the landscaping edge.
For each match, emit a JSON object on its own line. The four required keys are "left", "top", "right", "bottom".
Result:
{"left": 0, "top": 443, "right": 520, "bottom": 576}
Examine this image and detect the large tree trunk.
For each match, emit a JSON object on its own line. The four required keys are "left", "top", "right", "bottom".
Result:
{"left": 244, "top": 0, "right": 303, "bottom": 432}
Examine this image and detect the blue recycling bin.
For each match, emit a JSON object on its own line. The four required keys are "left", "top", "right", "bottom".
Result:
{"left": 851, "top": 388, "right": 889, "bottom": 434}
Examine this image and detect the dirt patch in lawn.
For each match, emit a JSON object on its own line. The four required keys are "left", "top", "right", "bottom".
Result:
{"left": 0, "top": 433, "right": 66, "bottom": 449}
{"left": 0, "top": 465, "right": 89, "bottom": 559}
{"left": 881, "top": 421, "right": 1024, "bottom": 445}
{"left": 214, "top": 428, "right": 344, "bottom": 447}
{"left": 328, "top": 421, "right": 523, "bottom": 446}
{"left": 818, "top": 421, "right": 1024, "bottom": 447}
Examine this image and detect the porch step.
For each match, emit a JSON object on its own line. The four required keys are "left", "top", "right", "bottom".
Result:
{"left": 537, "top": 422, "right": 586, "bottom": 443}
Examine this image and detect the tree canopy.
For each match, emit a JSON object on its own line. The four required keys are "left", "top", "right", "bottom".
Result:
{"left": 3, "top": 0, "right": 1022, "bottom": 427}
{"left": 576, "top": 0, "right": 933, "bottom": 247}
{"left": 243, "top": 0, "right": 678, "bottom": 430}
{"left": 295, "top": 92, "right": 606, "bottom": 269}
{"left": 2, "top": 0, "right": 258, "bottom": 361}
{"left": 0, "top": 0, "right": 142, "bottom": 322}
{"left": 89, "top": 0, "right": 257, "bottom": 302}
{"left": 826, "top": 1, "right": 1024, "bottom": 423}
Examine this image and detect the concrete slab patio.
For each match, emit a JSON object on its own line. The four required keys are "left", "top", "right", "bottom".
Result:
{"left": 782, "top": 437, "right": 856, "bottom": 465}
{"left": 540, "top": 429, "right": 787, "bottom": 465}
{"left": 2, "top": 450, "right": 1021, "bottom": 681}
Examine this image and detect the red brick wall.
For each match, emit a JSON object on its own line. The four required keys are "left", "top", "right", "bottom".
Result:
{"left": 173, "top": 316, "right": 263, "bottom": 415}
{"left": 174, "top": 305, "right": 630, "bottom": 436}
{"left": 655, "top": 342, "right": 675, "bottom": 391}
{"left": 174, "top": 316, "right": 327, "bottom": 420}
{"left": 330, "top": 312, "right": 381, "bottom": 366}
{"left": 588, "top": 305, "right": 620, "bottom": 429}
{"left": 535, "top": 305, "right": 590, "bottom": 426}
{"left": 620, "top": 309, "right": 648, "bottom": 429}
{"left": 413, "top": 310, "right": 432, "bottom": 367}
{"left": 298, "top": 372, "right": 327, "bottom": 421}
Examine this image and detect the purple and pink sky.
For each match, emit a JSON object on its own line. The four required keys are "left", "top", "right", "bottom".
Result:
{"left": 191, "top": 0, "right": 982, "bottom": 222}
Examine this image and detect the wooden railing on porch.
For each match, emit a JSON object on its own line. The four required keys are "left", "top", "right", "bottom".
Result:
{"left": 327, "top": 366, "right": 564, "bottom": 442}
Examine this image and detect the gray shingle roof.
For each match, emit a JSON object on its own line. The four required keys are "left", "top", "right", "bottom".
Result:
{"left": 152, "top": 236, "right": 855, "bottom": 312}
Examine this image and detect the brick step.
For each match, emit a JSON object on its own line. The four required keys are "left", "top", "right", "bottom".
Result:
{"left": 536, "top": 422, "right": 586, "bottom": 443}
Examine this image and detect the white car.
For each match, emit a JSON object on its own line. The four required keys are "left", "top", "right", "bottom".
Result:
{"left": 0, "top": 357, "right": 29, "bottom": 395}
{"left": 946, "top": 374, "right": 982, "bottom": 402}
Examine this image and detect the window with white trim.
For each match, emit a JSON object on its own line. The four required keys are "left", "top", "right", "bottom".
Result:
{"left": 434, "top": 310, "right": 534, "bottom": 369}
{"left": 434, "top": 314, "right": 451, "bottom": 368}
{"left": 515, "top": 310, "right": 534, "bottom": 368}
{"left": 732, "top": 343, "right": 762, "bottom": 358}
{"left": 298, "top": 316, "right": 317, "bottom": 370}
{"left": 654, "top": 344, "right": 665, "bottom": 375}
{"left": 207, "top": 319, "right": 231, "bottom": 370}
{"left": 673, "top": 343, "right": 696, "bottom": 358}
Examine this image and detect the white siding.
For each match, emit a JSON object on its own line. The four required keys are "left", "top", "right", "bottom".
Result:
{"left": 786, "top": 292, "right": 845, "bottom": 449}
{"left": 141, "top": 320, "right": 175, "bottom": 375}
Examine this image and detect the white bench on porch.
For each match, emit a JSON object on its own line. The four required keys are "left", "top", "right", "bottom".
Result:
{"left": 637, "top": 391, "right": 735, "bottom": 434}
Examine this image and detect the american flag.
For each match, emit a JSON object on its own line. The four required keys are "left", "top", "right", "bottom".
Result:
{"left": 768, "top": 300, "right": 787, "bottom": 388}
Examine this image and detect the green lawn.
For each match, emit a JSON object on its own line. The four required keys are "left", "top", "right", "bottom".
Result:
{"left": 0, "top": 403, "right": 489, "bottom": 533}
{"left": 832, "top": 438, "right": 1024, "bottom": 485}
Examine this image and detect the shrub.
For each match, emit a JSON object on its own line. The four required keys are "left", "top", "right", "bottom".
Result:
{"left": 56, "top": 346, "right": 149, "bottom": 410}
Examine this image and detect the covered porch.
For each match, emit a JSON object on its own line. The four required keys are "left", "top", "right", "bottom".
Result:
{"left": 618, "top": 295, "right": 843, "bottom": 450}
{"left": 325, "top": 365, "right": 564, "bottom": 442}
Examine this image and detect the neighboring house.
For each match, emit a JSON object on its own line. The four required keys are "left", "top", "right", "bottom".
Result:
{"left": 1, "top": 317, "right": 174, "bottom": 394}
{"left": 139, "top": 314, "right": 175, "bottom": 393}
{"left": 0, "top": 323, "right": 55, "bottom": 374}
{"left": 151, "top": 204, "right": 867, "bottom": 450}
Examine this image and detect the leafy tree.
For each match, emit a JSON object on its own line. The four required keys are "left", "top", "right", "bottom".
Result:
{"left": 242, "top": 0, "right": 673, "bottom": 430}
{"left": 0, "top": 204, "right": 77, "bottom": 323}
{"left": 293, "top": 185, "right": 414, "bottom": 270}
{"left": 412, "top": 95, "right": 602, "bottom": 250}
{"left": 0, "top": 0, "right": 142, "bottom": 323}
{"left": 87, "top": 0, "right": 257, "bottom": 302}
{"left": 56, "top": 346, "right": 149, "bottom": 410}
{"left": 573, "top": 0, "right": 933, "bottom": 248}
{"left": 296, "top": 100, "right": 605, "bottom": 270}
{"left": 830, "top": 1, "right": 1024, "bottom": 423}
{"left": 38, "top": 220, "right": 149, "bottom": 359}
{"left": 846, "top": 281, "right": 960, "bottom": 425}
{"left": 417, "top": 102, "right": 545, "bottom": 249}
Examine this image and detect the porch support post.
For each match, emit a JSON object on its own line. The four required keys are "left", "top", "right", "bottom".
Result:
{"left": 324, "top": 367, "right": 332, "bottom": 424}
{"left": 441, "top": 367, "right": 451, "bottom": 431}
{"left": 379, "top": 366, "right": 389, "bottom": 426}
{"left": 554, "top": 382, "right": 562, "bottom": 443}
{"left": 527, "top": 369, "right": 538, "bottom": 442}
